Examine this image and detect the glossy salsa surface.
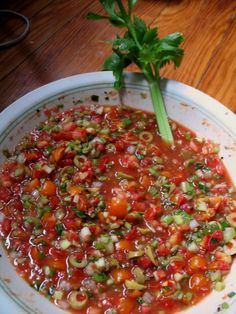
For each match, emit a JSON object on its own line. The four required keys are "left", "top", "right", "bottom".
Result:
{"left": 0, "top": 104, "right": 236, "bottom": 314}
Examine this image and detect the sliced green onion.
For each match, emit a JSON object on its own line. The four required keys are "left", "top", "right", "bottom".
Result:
{"left": 226, "top": 213, "right": 236, "bottom": 227}
{"left": 223, "top": 239, "right": 236, "bottom": 255}
{"left": 44, "top": 266, "right": 55, "bottom": 277}
{"left": 53, "top": 290, "right": 63, "bottom": 300}
{"left": 187, "top": 242, "right": 199, "bottom": 253}
{"left": 139, "top": 131, "right": 153, "bottom": 143}
{"left": 69, "top": 254, "right": 87, "bottom": 268}
{"left": 214, "top": 281, "right": 225, "bottom": 292}
{"left": 68, "top": 291, "right": 88, "bottom": 310}
{"left": 180, "top": 181, "right": 194, "bottom": 194}
{"left": 148, "top": 166, "right": 159, "bottom": 177}
{"left": 60, "top": 239, "right": 71, "bottom": 250}
{"left": 223, "top": 227, "right": 236, "bottom": 243}
{"left": 161, "top": 215, "right": 173, "bottom": 225}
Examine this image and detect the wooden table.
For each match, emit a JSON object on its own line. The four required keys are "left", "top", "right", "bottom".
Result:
{"left": 0, "top": 0, "right": 235, "bottom": 113}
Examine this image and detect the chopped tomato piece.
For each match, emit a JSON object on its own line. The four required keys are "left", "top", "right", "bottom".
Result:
{"left": 111, "top": 268, "right": 132, "bottom": 284}
{"left": 127, "top": 290, "right": 143, "bottom": 298}
{"left": 116, "top": 240, "right": 134, "bottom": 251}
{"left": 30, "top": 246, "right": 41, "bottom": 262}
{"left": 138, "top": 256, "right": 153, "bottom": 269}
{"left": 42, "top": 212, "right": 56, "bottom": 230}
{"left": 115, "top": 140, "right": 126, "bottom": 152}
{"left": 125, "top": 228, "right": 138, "bottom": 240}
{"left": 189, "top": 272, "right": 210, "bottom": 292}
{"left": 0, "top": 187, "right": 12, "bottom": 202}
{"left": 0, "top": 218, "right": 12, "bottom": 235}
{"left": 46, "top": 257, "right": 67, "bottom": 271}
{"left": 108, "top": 197, "right": 128, "bottom": 218}
{"left": 72, "top": 128, "right": 87, "bottom": 141}
{"left": 24, "top": 178, "right": 40, "bottom": 192}
{"left": 144, "top": 206, "right": 162, "bottom": 220}
{"left": 68, "top": 185, "right": 83, "bottom": 195}
{"left": 208, "top": 261, "right": 231, "bottom": 271}
{"left": 40, "top": 180, "right": 57, "bottom": 196}
{"left": 52, "top": 147, "right": 65, "bottom": 162}
{"left": 188, "top": 255, "right": 207, "bottom": 272}
{"left": 202, "top": 230, "right": 223, "bottom": 251}
{"left": 117, "top": 297, "right": 135, "bottom": 314}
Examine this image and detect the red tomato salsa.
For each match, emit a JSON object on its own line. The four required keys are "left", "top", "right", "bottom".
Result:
{"left": 0, "top": 104, "right": 236, "bottom": 313}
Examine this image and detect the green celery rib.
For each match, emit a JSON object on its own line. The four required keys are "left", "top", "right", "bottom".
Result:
{"left": 149, "top": 80, "right": 174, "bottom": 144}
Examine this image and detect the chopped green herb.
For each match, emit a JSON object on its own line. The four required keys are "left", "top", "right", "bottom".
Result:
{"left": 92, "top": 272, "right": 108, "bottom": 282}
{"left": 228, "top": 291, "right": 236, "bottom": 298}
{"left": 55, "top": 223, "right": 63, "bottom": 235}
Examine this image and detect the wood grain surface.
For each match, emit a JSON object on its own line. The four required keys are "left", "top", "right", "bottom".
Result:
{"left": 0, "top": 0, "right": 235, "bottom": 113}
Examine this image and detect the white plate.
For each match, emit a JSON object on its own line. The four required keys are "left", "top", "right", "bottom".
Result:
{"left": 0, "top": 72, "right": 236, "bottom": 314}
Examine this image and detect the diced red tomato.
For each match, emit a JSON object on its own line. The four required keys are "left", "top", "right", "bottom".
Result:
{"left": 168, "top": 260, "right": 186, "bottom": 273}
{"left": 115, "top": 140, "right": 126, "bottom": 152}
{"left": 202, "top": 230, "right": 224, "bottom": 251}
{"left": 72, "top": 128, "right": 87, "bottom": 141}
{"left": 140, "top": 306, "right": 152, "bottom": 314}
{"left": 32, "top": 169, "right": 44, "bottom": 179}
{"left": 108, "top": 197, "right": 128, "bottom": 219}
{"left": 144, "top": 206, "right": 162, "bottom": 220}
{"left": 148, "top": 280, "right": 161, "bottom": 290}
{"left": 177, "top": 194, "right": 188, "bottom": 206}
{"left": 62, "top": 122, "right": 77, "bottom": 131}
{"left": 24, "top": 178, "right": 40, "bottom": 193}
{"left": 189, "top": 272, "right": 210, "bottom": 292}
{"left": 188, "top": 255, "right": 207, "bottom": 272}
{"left": 125, "top": 228, "right": 138, "bottom": 241}
{"left": 0, "top": 174, "right": 12, "bottom": 187}
{"left": 40, "top": 180, "right": 57, "bottom": 196}
{"left": 138, "top": 256, "right": 153, "bottom": 269}
{"left": 208, "top": 261, "right": 231, "bottom": 271}
{"left": 0, "top": 218, "right": 12, "bottom": 235}
{"left": 0, "top": 187, "right": 12, "bottom": 202}
{"left": 116, "top": 240, "right": 134, "bottom": 251}
{"left": 189, "top": 140, "right": 200, "bottom": 152}
{"left": 25, "top": 151, "right": 43, "bottom": 161}
{"left": 49, "top": 195, "right": 60, "bottom": 208}
{"left": 42, "top": 213, "right": 56, "bottom": 230}
{"left": 52, "top": 147, "right": 65, "bottom": 162}
{"left": 46, "top": 257, "right": 67, "bottom": 271}
{"left": 111, "top": 268, "right": 132, "bottom": 284}
{"left": 117, "top": 298, "right": 135, "bottom": 314}
{"left": 156, "top": 243, "right": 171, "bottom": 257}
{"left": 119, "top": 154, "right": 139, "bottom": 169}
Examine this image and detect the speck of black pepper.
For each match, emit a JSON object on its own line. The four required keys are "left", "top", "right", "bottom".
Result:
{"left": 91, "top": 95, "right": 99, "bottom": 102}
{"left": 36, "top": 109, "right": 40, "bottom": 113}
{"left": 221, "top": 156, "right": 224, "bottom": 159}
{"left": 0, "top": 254, "right": 2, "bottom": 258}
{"left": 105, "top": 97, "right": 109, "bottom": 101}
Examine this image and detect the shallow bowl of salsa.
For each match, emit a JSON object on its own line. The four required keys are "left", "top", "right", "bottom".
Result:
{"left": 0, "top": 71, "right": 236, "bottom": 314}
